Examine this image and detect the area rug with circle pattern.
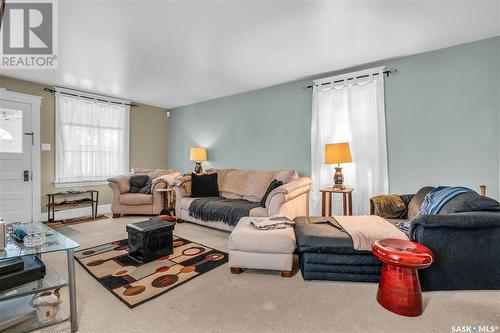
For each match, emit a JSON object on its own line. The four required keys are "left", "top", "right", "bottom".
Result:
{"left": 75, "top": 236, "right": 228, "bottom": 308}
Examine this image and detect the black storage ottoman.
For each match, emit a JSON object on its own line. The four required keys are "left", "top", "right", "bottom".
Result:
{"left": 294, "top": 216, "right": 381, "bottom": 282}
{"left": 126, "top": 219, "right": 175, "bottom": 263}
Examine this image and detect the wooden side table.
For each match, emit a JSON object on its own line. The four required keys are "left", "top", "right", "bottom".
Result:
{"left": 320, "top": 187, "right": 353, "bottom": 216}
{"left": 156, "top": 188, "right": 174, "bottom": 215}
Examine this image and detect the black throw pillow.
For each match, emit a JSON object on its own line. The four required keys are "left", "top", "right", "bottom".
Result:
{"left": 191, "top": 173, "right": 219, "bottom": 197}
{"left": 260, "top": 179, "right": 283, "bottom": 208}
{"left": 129, "top": 175, "right": 150, "bottom": 193}
{"left": 138, "top": 181, "right": 152, "bottom": 194}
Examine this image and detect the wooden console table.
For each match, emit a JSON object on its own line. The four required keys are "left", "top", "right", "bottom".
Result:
{"left": 320, "top": 187, "right": 353, "bottom": 216}
{"left": 46, "top": 190, "right": 99, "bottom": 222}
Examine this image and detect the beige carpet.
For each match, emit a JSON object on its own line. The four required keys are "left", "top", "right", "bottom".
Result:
{"left": 38, "top": 216, "right": 500, "bottom": 333}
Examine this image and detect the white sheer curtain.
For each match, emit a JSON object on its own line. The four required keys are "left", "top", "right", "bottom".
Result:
{"left": 311, "top": 67, "right": 388, "bottom": 215}
{"left": 55, "top": 90, "right": 130, "bottom": 183}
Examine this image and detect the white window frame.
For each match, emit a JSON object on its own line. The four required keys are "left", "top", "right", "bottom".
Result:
{"left": 54, "top": 87, "right": 130, "bottom": 188}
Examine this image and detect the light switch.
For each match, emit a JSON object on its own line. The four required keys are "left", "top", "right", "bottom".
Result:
{"left": 41, "top": 143, "right": 51, "bottom": 151}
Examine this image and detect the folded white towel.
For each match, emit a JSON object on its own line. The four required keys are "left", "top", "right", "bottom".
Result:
{"left": 250, "top": 215, "right": 295, "bottom": 230}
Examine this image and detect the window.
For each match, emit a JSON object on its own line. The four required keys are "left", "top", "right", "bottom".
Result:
{"left": 0, "top": 108, "right": 23, "bottom": 153}
{"left": 311, "top": 67, "right": 388, "bottom": 215}
{"left": 55, "top": 88, "right": 130, "bottom": 186}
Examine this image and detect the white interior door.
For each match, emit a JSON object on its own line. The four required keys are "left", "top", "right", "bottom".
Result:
{"left": 0, "top": 100, "right": 33, "bottom": 223}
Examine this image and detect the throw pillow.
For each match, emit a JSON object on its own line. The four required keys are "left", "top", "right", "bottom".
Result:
{"left": 439, "top": 192, "right": 500, "bottom": 214}
{"left": 129, "top": 175, "right": 150, "bottom": 193}
{"left": 138, "top": 181, "right": 152, "bottom": 194}
{"left": 407, "top": 186, "right": 435, "bottom": 220}
{"left": 191, "top": 173, "right": 219, "bottom": 197}
{"left": 260, "top": 179, "right": 283, "bottom": 208}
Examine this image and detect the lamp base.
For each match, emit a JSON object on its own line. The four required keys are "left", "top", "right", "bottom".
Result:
{"left": 194, "top": 162, "right": 203, "bottom": 174}
{"left": 333, "top": 166, "right": 345, "bottom": 189}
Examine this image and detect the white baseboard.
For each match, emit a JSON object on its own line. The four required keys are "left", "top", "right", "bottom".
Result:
{"left": 39, "top": 204, "right": 112, "bottom": 222}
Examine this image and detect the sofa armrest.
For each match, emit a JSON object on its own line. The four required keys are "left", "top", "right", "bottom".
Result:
{"left": 107, "top": 174, "right": 132, "bottom": 194}
{"left": 411, "top": 211, "right": 500, "bottom": 232}
{"left": 265, "top": 177, "right": 311, "bottom": 210}
{"left": 172, "top": 175, "right": 191, "bottom": 217}
{"left": 172, "top": 175, "right": 192, "bottom": 197}
{"left": 410, "top": 211, "right": 500, "bottom": 291}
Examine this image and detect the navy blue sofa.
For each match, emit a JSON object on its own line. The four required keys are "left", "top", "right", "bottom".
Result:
{"left": 410, "top": 211, "right": 500, "bottom": 291}
{"left": 373, "top": 187, "right": 500, "bottom": 291}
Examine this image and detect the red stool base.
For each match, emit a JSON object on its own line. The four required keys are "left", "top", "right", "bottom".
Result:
{"left": 377, "top": 263, "right": 423, "bottom": 317}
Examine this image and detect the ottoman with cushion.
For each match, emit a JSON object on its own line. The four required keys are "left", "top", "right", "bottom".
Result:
{"left": 126, "top": 219, "right": 175, "bottom": 263}
{"left": 294, "top": 216, "right": 381, "bottom": 282}
{"left": 228, "top": 217, "right": 296, "bottom": 277}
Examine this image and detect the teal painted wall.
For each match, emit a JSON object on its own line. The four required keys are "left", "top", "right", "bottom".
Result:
{"left": 168, "top": 37, "right": 500, "bottom": 199}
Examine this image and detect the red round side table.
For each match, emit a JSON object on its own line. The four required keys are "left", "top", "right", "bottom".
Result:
{"left": 372, "top": 238, "right": 433, "bottom": 317}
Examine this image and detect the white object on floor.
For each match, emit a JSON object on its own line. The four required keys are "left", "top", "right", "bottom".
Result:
{"left": 228, "top": 217, "right": 296, "bottom": 273}
{"left": 30, "top": 289, "right": 62, "bottom": 323}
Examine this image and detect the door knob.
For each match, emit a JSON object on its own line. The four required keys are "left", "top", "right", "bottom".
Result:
{"left": 24, "top": 170, "right": 29, "bottom": 182}
{"left": 24, "top": 132, "right": 34, "bottom": 145}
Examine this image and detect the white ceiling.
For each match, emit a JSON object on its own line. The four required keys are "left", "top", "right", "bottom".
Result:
{"left": 2, "top": 0, "right": 500, "bottom": 109}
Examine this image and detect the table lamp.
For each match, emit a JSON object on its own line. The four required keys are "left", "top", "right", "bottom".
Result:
{"left": 325, "top": 142, "right": 352, "bottom": 189}
{"left": 189, "top": 147, "right": 207, "bottom": 174}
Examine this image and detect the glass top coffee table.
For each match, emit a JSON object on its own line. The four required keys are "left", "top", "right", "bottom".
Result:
{"left": 0, "top": 223, "right": 80, "bottom": 332}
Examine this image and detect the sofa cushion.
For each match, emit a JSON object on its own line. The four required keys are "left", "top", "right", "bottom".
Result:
{"left": 148, "top": 169, "right": 175, "bottom": 180}
{"left": 189, "top": 197, "right": 261, "bottom": 226}
{"left": 274, "top": 170, "right": 299, "bottom": 184}
{"left": 222, "top": 170, "right": 275, "bottom": 202}
{"left": 228, "top": 217, "right": 296, "bottom": 254}
{"left": 133, "top": 168, "right": 176, "bottom": 180}
{"left": 206, "top": 168, "right": 300, "bottom": 202}
{"left": 294, "top": 216, "right": 367, "bottom": 255}
{"left": 209, "top": 168, "right": 236, "bottom": 188}
{"left": 120, "top": 193, "right": 153, "bottom": 205}
{"left": 220, "top": 192, "right": 243, "bottom": 200}
{"left": 180, "top": 197, "right": 196, "bottom": 210}
{"left": 191, "top": 173, "right": 219, "bottom": 197}
{"left": 408, "top": 186, "right": 435, "bottom": 220}
{"left": 439, "top": 192, "right": 500, "bottom": 214}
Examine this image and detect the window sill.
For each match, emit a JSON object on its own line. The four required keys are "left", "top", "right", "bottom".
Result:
{"left": 53, "top": 180, "right": 108, "bottom": 188}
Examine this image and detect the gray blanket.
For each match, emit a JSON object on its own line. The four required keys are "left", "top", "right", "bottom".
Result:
{"left": 188, "top": 197, "right": 261, "bottom": 226}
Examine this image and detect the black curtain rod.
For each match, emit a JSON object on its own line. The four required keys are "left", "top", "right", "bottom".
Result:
{"left": 302, "top": 69, "right": 397, "bottom": 89}
{"left": 43, "top": 87, "right": 140, "bottom": 107}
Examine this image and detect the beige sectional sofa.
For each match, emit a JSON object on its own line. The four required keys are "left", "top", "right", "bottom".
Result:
{"left": 173, "top": 168, "right": 311, "bottom": 231}
{"left": 108, "top": 168, "right": 180, "bottom": 217}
